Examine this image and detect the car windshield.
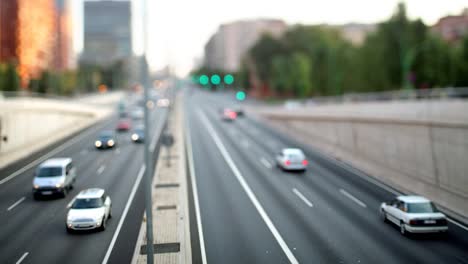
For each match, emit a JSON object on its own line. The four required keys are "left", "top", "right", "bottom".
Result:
{"left": 287, "top": 153, "right": 303, "bottom": 161}
{"left": 37, "top": 167, "right": 62, "bottom": 177}
{"left": 71, "top": 198, "right": 103, "bottom": 209}
{"left": 407, "top": 202, "right": 437, "bottom": 213}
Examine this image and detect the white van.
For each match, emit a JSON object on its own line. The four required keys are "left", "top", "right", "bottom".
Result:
{"left": 32, "top": 158, "right": 76, "bottom": 199}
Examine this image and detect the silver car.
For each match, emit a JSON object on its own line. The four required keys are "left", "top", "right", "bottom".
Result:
{"left": 32, "top": 158, "right": 76, "bottom": 199}
{"left": 66, "top": 188, "right": 112, "bottom": 233}
{"left": 276, "top": 148, "right": 308, "bottom": 171}
{"left": 380, "top": 195, "right": 448, "bottom": 236}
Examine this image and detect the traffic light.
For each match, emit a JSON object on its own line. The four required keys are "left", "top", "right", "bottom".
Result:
{"left": 224, "top": 74, "right": 234, "bottom": 85}
{"left": 210, "top": 74, "right": 221, "bottom": 85}
{"left": 199, "top": 75, "right": 209, "bottom": 86}
{"left": 236, "top": 91, "right": 246, "bottom": 101}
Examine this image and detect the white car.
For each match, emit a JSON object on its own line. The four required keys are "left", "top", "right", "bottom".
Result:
{"left": 157, "top": 98, "right": 170, "bottom": 108}
{"left": 276, "top": 148, "right": 308, "bottom": 171}
{"left": 380, "top": 196, "right": 448, "bottom": 236}
{"left": 33, "top": 158, "right": 76, "bottom": 199}
{"left": 66, "top": 188, "right": 112, "bottom": 233}
{"left": 131, "top": 108, "right": 144, "bottom": 120}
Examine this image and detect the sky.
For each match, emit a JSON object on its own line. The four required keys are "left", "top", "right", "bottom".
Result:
{"left": 72, "top": 0, "right": 467, "bottom": 76}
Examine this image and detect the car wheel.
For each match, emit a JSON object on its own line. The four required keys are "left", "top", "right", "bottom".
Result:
{"left": 100, "top": 217, "right": 106, "bottom": 231}
{"left": 61, "top": 188, "right": 68, "bottom": 198}
{"left": 400, "top": 222, "right": 407, "bottom": 236}
{"left": 108, "top": 208, "right": 112, "bottom": 219}
{"left": 66, "top": 226, "right": 73, "bottom": 234}
{"left": 380, "top": 210, "right": 388, "bottom": 222}
{"left": 33, "top": 193, "right": 40, "bottom": 200}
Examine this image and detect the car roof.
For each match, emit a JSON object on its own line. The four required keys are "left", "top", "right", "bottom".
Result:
{"left": 100, "top": 130, "right": 114, "bottom": 136}
{"left": 39, "top": 158, "right": 72, "bottom": 168}
{"left": 397, "top": 195, "right": 430, "bottom": 203}
{"left": 76, "top": 188, "right": 105, "bottom": 199}
{"left": 283, "top": 148, "right": 304, "bottom": 155}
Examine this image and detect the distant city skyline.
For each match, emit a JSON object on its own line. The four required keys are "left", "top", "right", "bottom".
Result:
{"left": 72, "top": 0, "right": 467, "bottom": 76}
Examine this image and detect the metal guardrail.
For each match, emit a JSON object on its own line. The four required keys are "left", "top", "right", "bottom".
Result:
{"left": 0, "top": 91, "right": 78, "bottom": 101}
{"left": 304, "top": 87, "right": 468, "bottom": 105}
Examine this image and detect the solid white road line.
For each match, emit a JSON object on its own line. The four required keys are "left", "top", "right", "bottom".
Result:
{"left": 97, "top": 165, "right": 106, "bottom": 175}
{"left": 102, "top": 165, "right": 145, "bottom": 264}
{"left": 7, "top": 197, "right": 26, "bottom": 211}
{"left": 198, "top": 109, "right": 299, "bottom": 264}
{"left": 317, "top": 154, "right": 468, "bottom": 231}
{"left": 292, "top": 189, "right": 313, "bottom": 208}
{"left": 0, "top": 118, "right": 112, "bottom": 186}
{"left": 186, "top": 114, "right": 208, "bottom": 264}
{"left": 339, "top": 189, "right": 367, "bottom": 208}
{"left": 15, "top": 252, "right": 29, "bottom": 264}
{"left": 448, "top": 218, "right": 468, "bottom": 232}
{"left": 260, "top": 158, "right": 272, "bottom": 169}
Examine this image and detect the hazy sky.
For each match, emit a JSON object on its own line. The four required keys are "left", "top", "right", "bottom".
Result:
{"left": 73, "top": 0, "right": 467, "bottom": 76}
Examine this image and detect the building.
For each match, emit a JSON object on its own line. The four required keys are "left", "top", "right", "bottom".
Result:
{"left": 54, "top": 0, "right": 75, "bottom": 70}
{"left": 339, "top": 23, "right": 376, "bottom": 46}
{"left": 204, "top": 19, "right": 287, "bottom": 72}
{"left": 0, "top": 0, "right": 74, "bottom": 88}
{"left": 432, "top": 9, "right": 468, "bottom": 43}
{"left": 81, "top": 0, "right": 132, "bottom": 66}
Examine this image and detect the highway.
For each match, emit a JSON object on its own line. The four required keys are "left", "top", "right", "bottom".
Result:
{"left": 0, "top": 95, "right": 167, "bottom": 264}
{"left": 185, "top": 89, "right": 468, "bottom": 264}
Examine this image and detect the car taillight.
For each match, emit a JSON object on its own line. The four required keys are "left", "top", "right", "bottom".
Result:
{"left": 285, "top": 160, "right": 291, "bottom": 166}
{"left": 229, "top": 111, "right": 237, "bottom": 119}
{"left": 302, "top": 160, "right": 308, "bottom": 166}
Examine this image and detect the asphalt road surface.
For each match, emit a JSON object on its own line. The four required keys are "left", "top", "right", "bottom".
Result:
{"left": 185, "top": 89, "right": 468, "bottom": 264}
{"left": 0, "top": 95, "right": 168, "bottom": 264}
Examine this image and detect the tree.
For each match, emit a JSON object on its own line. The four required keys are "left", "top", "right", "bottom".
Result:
{"left": 0, "top": 63, "right": 20, "bottom": 92}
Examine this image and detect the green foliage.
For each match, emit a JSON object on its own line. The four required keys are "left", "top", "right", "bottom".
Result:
{"left": 0, "top": 62, "right": 20, "bottom": 92}
{"left": 242, "top": 2, "right": 468, "bottom": 98}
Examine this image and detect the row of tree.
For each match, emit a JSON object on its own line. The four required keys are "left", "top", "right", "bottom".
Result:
{"left": 0, "top": 60, "right": 127, "bottom": 96}
{"left": 240, "top": 3, "right": 468, "bottom": 97}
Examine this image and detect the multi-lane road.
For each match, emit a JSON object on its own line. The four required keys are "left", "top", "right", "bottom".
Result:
{"left": 0, "top": 95, "right": 167, "bottom": 264}
{"left": 1, "top": 88, "right": 468, "bottom": 264}
{"left": 185, "top": 89, "right": 468, "bottom": 264}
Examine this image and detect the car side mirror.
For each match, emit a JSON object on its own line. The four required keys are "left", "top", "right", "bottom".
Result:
{"left": 66, "top": 199, "right": 75, "bottom": 209}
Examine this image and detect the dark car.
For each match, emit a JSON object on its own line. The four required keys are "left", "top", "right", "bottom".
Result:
{"left": 131, "top": 127, "right": 145, "bottom": 143}
{"left": 95, "top": 131, "right": 117, "bottom": 149}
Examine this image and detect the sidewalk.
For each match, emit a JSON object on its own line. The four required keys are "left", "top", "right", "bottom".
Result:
{"left": 132, "top": 94, "right": 192, "bottom": 264}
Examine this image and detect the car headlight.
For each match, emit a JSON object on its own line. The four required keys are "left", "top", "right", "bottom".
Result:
{"left": 95, "top": 141, "right": 102, "bottom": 147}
{"left": 131, "top": 134, "right": 138, "bottom": 141}
{"left": 107, "top": 140, "right": 115, "bottom": 146}
{"left": 33, "top": 184, "right": 39, "bottom": 189}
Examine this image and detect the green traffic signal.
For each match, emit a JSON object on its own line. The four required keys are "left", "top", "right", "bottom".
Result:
{"left": 199, "top": 75, "right": 209, "bottom": 85}
{"left": 224, "top": 74, "right": 234, "bottom": 85}
{"left": 236, "top": 91, "right": 246, "bottom": 101}
{"left": 211, "top": 74, "right": 221, "bottom": 85}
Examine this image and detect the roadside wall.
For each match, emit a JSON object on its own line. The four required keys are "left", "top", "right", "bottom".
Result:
{"left": 0, "top": 95, "right": 121, "bottom": 169}
{"left": 255, "top": 100, "right": 468, "bottom": 219}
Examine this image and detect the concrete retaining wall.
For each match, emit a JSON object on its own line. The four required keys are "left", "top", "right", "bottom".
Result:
{"left": 255, "top": 100, "right": 468, "bottom": 220}
{"left": 0, "top": 95, "right": 121, "bottom": 169}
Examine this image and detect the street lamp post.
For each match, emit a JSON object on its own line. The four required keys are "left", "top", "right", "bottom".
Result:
{"left": 142, "top": 0, "right": 154, "bottom": 263}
